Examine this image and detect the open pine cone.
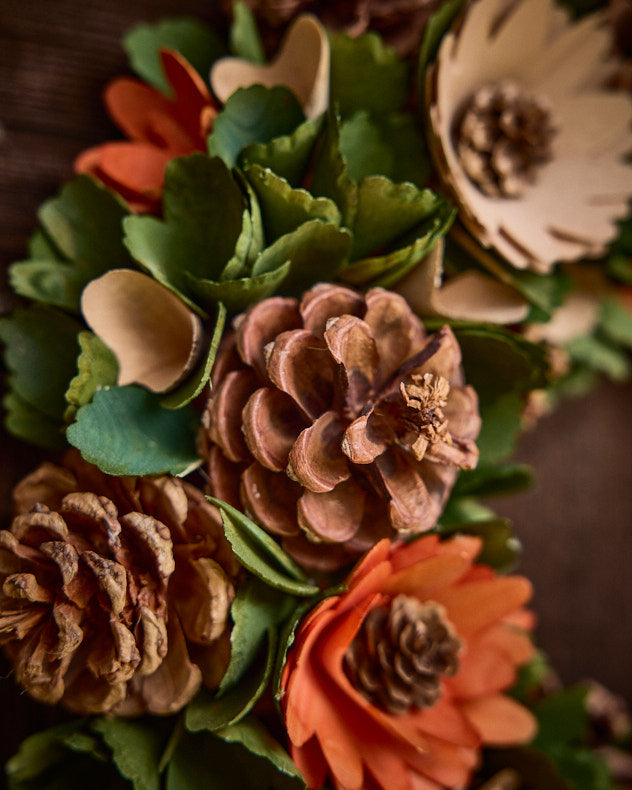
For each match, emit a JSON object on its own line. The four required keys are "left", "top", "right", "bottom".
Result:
{"left": 0, "top": 452, "right": 240, "bottom": 716}
{"left": 201, "top": 284, "right": 480, "bottom": 572}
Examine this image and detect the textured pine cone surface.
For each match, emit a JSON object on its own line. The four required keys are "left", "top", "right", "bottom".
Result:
{"left": 0, "top": 452, "right": 239, "bottom": 716}
{"left": 201, "top": 284, "right": 481, "bottom": 572}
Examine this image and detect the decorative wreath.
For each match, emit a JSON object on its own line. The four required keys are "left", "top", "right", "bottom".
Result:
{"left": 1, "top": 1, "right": 631, "bottom": 788}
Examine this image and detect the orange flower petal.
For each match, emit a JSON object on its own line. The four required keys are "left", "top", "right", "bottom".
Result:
{"left": 461, "top": 694, "right": 538, "bottom": 745}
{"left": 104, "top": 78, "right": 173, "bottom": 142}
{"left": 405, "top": 735, "right": 478, "bottom": 788}
{"left": 291, "top": 737, "right": 328, "bottom": 789}
{"left": 405, "top": 696, "right": 480, "bottom": 748}
{"left": 93, "top": 141, "right": 171, "bottom": 197}
{"left": 388, "top": 534, "right": 441, "bottom": 572}
{"left": 384, "top": 552, "right": 472, "bottom": 599}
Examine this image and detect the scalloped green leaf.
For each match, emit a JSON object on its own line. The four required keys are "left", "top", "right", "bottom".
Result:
{"left": 187, "top": 261, "right": 291, "bottom": 314}
{"left": 160, "top": 302, "right": 227, "bottom": 409}
{"left": 124, "top": 154, "right": 245, "bottom": 303}
{"left": 329, "top": 31, "right": 409, "bottom": 116}
{"left": 2, "top": 392, "right": 67, "bottom": 449}
{"left": 208, "top": 85, "right": 305, "bottom": 169}
{"left": 311, "top": 111, "right": 358, "bottom": 227}
{"left": 64, "top": 331, "right": 118, "bottom": 420}
{"left": 66, "top": 386, "right": 201, "bottom": 476}
{"left": 242, "top": 116, "right": 323, "bottom": 187}
{"left": 246, "top": 165, "right": 341, "bottom": 243}
{"left": 220, "top": 576, "right": 295, "bottom": 694}
{"left": 251, "top": 220, "right": 352, "bottom": 296}
{"left": 6, "top": 723, "right": 88, "bottom": 784}
{"left": 9, "top": 260, "right": 86, "bottom": 312}
{"left": 27, "top": 228, "right": 64, "bottom": 260}
{"left": 229, "top": 1, "right": 265, "bottom": 63}
{"left": 91, "top": 718, "right": 163, "bottom": 790}
{"left": 216, "top": 717, "right": 303, "bottom": 781}
{"left": 185, "top": 634, "right": 276, "bottom": 732}
{"left": 123, "top": 17, "right": 226, "bottom": 94}
{"left": 0, "top": 306, "right": 81, "bottom": 422}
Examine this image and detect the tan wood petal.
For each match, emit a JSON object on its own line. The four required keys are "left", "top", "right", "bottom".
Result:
{"left": 211, "top": 14, "right": 330, "bottom": 120}
{"left": 81, "top": 269, "right": 204, "bottom": 393}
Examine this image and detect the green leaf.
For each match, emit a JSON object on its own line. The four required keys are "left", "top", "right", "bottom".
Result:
{"left": 418, "top": 0, "right": 465, "bottom": 90}
{"left": 185, "top": 634, "right": 276, "bottom": 731}
{"left": 251, "top": 219, "right": 352, "bottom": 296}
{"left": 124, "top": 154, "right": 246, "bottom": 303}
{"left": 2, "top": 391, "right": 67, "bottom": 449}
{"left": 533, "top": 686, "right": 590, "bottom": 748}
{"left": 166, "top": 731, "right": 304, "bottom": 790}
{"left": 188, "top": 263, "right": 291, "bottom": 314}
{"left": 329, "top": 31, "right": 409, "bottom": 116}
{"left": 216, "top": 717, "right": 303, "bottom": 781}
{"left": 230, "top": 1, "right": 265, "bottom": 63}
{"left": 246, "top": 165, "right": 341, "bottom": 243}
{"left": 366, "top": 112, "right": 432, "bottom": 188}
{"left": 545, "top": 744, "right": 616, "bottom": 790}
{"left": 220, "top": 576, "right": 295, "bottom": 694}
{"left": 242, "top": 116, "right": 323, "bottom": 187}
{"left": 511, "top": 652, "right": 553, "bottom": 703}
{"left": 64, "top": 331, "right": 119, "bottom": 419}
{"left": 338, "top": 112, "right": 395, "bottom": 184}
{"left": 160, "top": 303, "right": 226, "bottom": 409}
{"left": 475, "top": 391, "right": 526, "bottom": 464}
{"left": 566, "top": 334, "right": 631, "bottom": 381}
{"left": 208, "top": 86, "right": 305, "bottom": 169}
{"left": 9, "top": 260, "right": 87, "bottom": 311}
{"left": 6, "top": 723, "right": 87, "bottom": 783}
{"left": 28, "top": 228, "right": 64, "bottom": 260}
{"left": 66, "top": 386, "right": 201, "bottom": 476}
{"left": 453, "top": 463, "right": 534, "bottom": 498}
{"left": 600, "top": 297, "right": 632, "bottom": 349}
{"left": 92, "top": 718, "right": 163, "bottom": 790}
{"left": 272, "top": 597, "right": 315, "bottom": 706}
{"left": 0, "top": 306, "right": 81, "bottom": 421}
{"left": 440, "top": 516, "right": 522, "bottom": 572}
{"left": 123, "top": 17, "right": 226, "bottom": 94}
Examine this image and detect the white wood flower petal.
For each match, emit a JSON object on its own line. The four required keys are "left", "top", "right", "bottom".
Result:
{"left": 428, "top": 0, "right": 632, "bottom": 273}
{"left": 81, "top": 269, "right": 204, "bottom": 393}
{"left": 210, "top": 14, "right": 330, "bottom": 120}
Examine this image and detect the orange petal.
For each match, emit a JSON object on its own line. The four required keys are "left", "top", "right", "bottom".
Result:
{"left": 405, "top": 696, "right": 480, "bottom": 748}
{"left": 385, "top": 552, "right": 472, "bottom": 599}
{"left": 405, "top": 734, "right": 478, "bottom": 788}
{"left": 104, "top": 78, "right": 173, "bottom": 142}
{"left": 291, "top": 738, "right": 328, "bottom": 790}
{"left": 461, "top": 694, "right": 538, "bottom": 745}
{"left": 161, "top": 49, "right": 214, "bottom": 144}
{"left": 93, "top": 141, "right": 171, "bottom": 197}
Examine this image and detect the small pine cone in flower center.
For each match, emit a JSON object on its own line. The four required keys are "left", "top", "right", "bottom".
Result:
{"left": 200, "top": 284, "right": 481, "bottom": 572}
{"left": 343, "top": 595, "right": 461, "bottom": 714}
{"left": 454, "top": 81, "right": 556, "bottom": 198}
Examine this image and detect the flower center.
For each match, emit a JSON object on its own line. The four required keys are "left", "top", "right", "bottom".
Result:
{"left": 454, "top": 80, "right": 556, "bottom": 198}
{"left": 343, "top": 594, "right": 461, "bottom": 715}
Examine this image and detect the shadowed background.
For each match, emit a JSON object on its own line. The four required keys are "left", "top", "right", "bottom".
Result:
{"left": 1, "top": 0, "right": 631, "bottom": 768}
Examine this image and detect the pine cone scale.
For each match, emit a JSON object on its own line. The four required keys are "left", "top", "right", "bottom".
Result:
{"left": 242, "top": 387, "right": 307, "bottom": 471}
{"left": 287, "top": 410, "right": 350, "bottom": 492}
{"left": 240, "top": 463, "right": 301, "bottom": 536}
{"left": 297, "top": 477, "right": 366, "bottom": 543}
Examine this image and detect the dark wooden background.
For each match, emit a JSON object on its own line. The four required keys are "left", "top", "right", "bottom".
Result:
{"left": 1, "top": 0, "right": 631, "bottom": 768}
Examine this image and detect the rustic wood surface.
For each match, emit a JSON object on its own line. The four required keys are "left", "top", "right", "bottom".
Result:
{"left": 1, "top": 0, "right": 631, "bottom": 768}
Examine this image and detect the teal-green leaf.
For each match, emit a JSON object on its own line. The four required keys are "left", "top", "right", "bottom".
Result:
{"left": 66, "top": 386, "right": 201, "bottom": 476}
{"left": 185, "top": 634, "right": 276, "bottom": 732}
{"left": 6, "top": 723, "right": 87, "bottom": 784}
{"left": 9, "top": 260, "right": 87, "bottom": 311}
{"left": 474, "top": 390, "right": 526, "bottom": 464}
{"left": 187, "top": 261, "right": 291, "bottom": 314}
{"left": 92, "top": 718, "right": 163, "bottom": 790}
{"left": 310, "top": 111, "right": 358, "bottom": 227}
{"left": 246, "top": 165, "right": 341, "bottom": 243}
{"left": 2, "top": 391, "right": 67, "bottom": 449}
{"left": 160, "top": 302, "right": 227, "bottom": 409}
{"left": 229, "top": 1, "right": 266, "bottom": 63}
{"left": 329, "top": 31, "right": 409, "bottom": 116}
{"left": 216, "top": 717, "right": 303, "bottom": 781}
{"left": 123, "top": 17, "right": 226, "bottom": 94}
{"left": 124, "top": 154, "right": 245, "bottom": 299}
{"left": 64, "top": 331, "right": 119, "bottom": 420}
{"left": 242, "top": 116, "right": 323, "bottom": 187}
{"left": 208, "top": 85, "right": 305, "bottom": 169}
{"left": 0, "top": 306, "right": 81, "bottom": 421}
{"left": 251, "top": 220, "right": 352, "bottom": 296}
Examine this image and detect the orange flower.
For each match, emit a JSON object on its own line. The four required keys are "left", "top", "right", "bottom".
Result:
{"left": 280, "top": 535, "right": 537, "bottom": 790}
{"left": 75, "top": 49, "right": 217, "bottom": 212}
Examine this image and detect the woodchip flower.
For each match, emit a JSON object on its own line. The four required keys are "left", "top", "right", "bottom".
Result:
{"left": 75, "top": 49, "right": 217, "bottom": 213}
{"left": 0, "top": 452, "right": 239, "bottom": 716}
{"left": 427, "top": 0, "right": 632, "bottom": 273}
{"left": 200, "top": 283, "right": 480, "bottom": 572}
{"left": 280, "top": 534, "right": 537, "bottom": 790}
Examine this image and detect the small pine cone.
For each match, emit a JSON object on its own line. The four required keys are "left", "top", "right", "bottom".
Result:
{"left": 343, "top": 595, "right": 461, "bottom": 714}
{"left": 0, "top": 452, "right": 240, "bottom": 716}
{"left": 226, "top": 0, "right": 443, "bottom": 57}
{"left": 455, "top": 81, "right": 555, "bottom": 198}
{"left": 201, "top": 284, "right": 480, "bottom": 572}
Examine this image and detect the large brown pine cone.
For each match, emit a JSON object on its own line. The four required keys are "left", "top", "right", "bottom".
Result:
{"left": 0, "top": 452, "right": 240, "bottom": 716}
{"left": 225, "top": 0, "right": 442, "bottom": 57}
{"left": 201, "top": 284, "right": 480, "bottom": 572}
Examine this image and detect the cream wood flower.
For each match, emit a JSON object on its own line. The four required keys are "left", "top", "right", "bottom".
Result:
{"left": 427, "top": 0, "right": 632, "bottom": 273}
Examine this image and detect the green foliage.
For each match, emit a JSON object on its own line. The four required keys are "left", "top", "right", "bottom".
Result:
{"left": 208, "top": 86, "right": 305, "bottom": 169}
{"left": 241, "top": 117, "right": 323, "bottom": 187}
{"left": 91, "top": 718, "right": 165, "bottom": 790}
{"left": 453, "top": 463, "right": 534, "bottom": 498}
{"left": 229, "top": 1, "right": 265, "bottom": 63}
{"left": 417, "top": 0, "right": 465, "bottom": 101}
{"left": 66, "top": 386, "right": 201, "bottom": 476}
{"left": 329, "top": 31, "right": 409, "bottom": 117}
{"left": 9, "top": 177, "right": 133, "bottom": 312}
{"left": 64, "top": 331, "right": 119, "bottom": 419}
{"left": 215, "top": 717, "right": 303, "bottom": 781}
{"left": 566, "top": 335, "right": 630, "bottom": 382}
{"left": 123, "top": 17, "right": 226, "bottom": 94}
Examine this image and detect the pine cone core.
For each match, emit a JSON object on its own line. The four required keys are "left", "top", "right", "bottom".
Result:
{"left": 454, "top": 81, "right": 555, "bottom": 198}
{"left": 343, "top": 594, "right": 460, "bottom": 714}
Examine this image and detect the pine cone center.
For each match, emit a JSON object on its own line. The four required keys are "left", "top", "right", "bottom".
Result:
{"left": 343, "top": 594, "right": 461, "bottom": 715}
{"left": 454, "top": 80, "right": 556, "bottom": 198}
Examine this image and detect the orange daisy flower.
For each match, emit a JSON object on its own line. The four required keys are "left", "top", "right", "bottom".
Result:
{"left": 75, "top": 48, "right": 217, "bottom": 212}
{"left": 280, "top": 535, "right": 537, "bottom": 790}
